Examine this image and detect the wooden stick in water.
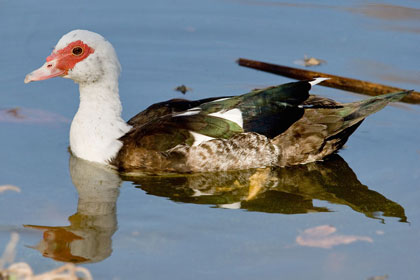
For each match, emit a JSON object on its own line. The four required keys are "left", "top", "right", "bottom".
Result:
{"left": 237, "top": 58, "right": 420, "bottom": 104}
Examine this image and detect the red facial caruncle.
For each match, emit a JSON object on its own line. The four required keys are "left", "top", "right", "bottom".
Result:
{"left": 47, "top": 40, "right": 95, "bottom": 74}
{"left": 24, "top": 40, "right": 95, "bottom": 83}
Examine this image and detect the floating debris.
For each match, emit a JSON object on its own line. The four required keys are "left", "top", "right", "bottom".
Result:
{"left": 0, "top": 232, "right": 93, "bottom": 280}
{"left": 367, "top": 275, "right": 389, "bottom": 280}
{"left": 0, "top": 232, "right": 19, "bottom": 270}
{"left": 294, "top": 55, "right": 326, "bottom": 67}
{"left": 174, "top": 84, "right": 192, "bottom": 94}
{"left": 5, "top": 108, "right": 24, "bottom": 119}
{"left": 296, "top": 225, "right": 373, "bottom": 249}
{"left": 375, "top": 230, "right": 385, "bottom": 235}
{"left": 0, "top": 107, "right": 70, "bottom": 124}
{"left": 0, "top": 185, "right": 21, "bottom": 194}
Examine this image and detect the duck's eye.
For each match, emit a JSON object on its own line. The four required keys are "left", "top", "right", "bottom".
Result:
{"left": 72, "top": 47, "right": 83, "bottom": 56}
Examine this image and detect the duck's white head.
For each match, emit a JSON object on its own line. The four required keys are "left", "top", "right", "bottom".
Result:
{"left": 25, "top": 30, "right": 130, "bottom": 165}
{"left": 25, "top": 29, "right": 121, "bottom": 85}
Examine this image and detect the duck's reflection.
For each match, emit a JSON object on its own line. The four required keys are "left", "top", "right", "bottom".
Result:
{"left": 25, "top": 154, "right": 406, "bottom": 264}
{"left": 129, "top": 154, "right": 407, "bottom": 222}
{"left": 25, "top": 156, "right": 121, "bottom": 263}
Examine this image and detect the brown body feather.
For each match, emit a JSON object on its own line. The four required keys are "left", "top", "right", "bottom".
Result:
{"left": 112, "top": 96, "right": 347, "bottom": 173}
{"left": 111, "top": 91, "right": 409, "bottom": 174}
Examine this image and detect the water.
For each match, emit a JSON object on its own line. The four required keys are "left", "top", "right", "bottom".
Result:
{"left": 1, "top": 0, "right": 419, "bottom": 279}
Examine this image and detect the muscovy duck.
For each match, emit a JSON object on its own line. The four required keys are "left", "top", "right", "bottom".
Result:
{"left": 24, "top": 30, "right": 409, "bottom": 173}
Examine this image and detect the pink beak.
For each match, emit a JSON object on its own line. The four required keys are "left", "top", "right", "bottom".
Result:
{"left": 24, "top": 59, "right": 66, "bottom": 84}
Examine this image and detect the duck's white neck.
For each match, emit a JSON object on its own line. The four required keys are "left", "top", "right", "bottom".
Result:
{"left": 70, "top": 79, "right": 131, "bottom": 165}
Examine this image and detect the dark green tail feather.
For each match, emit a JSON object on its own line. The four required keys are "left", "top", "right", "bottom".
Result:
{"left": 325, "top": 91, "right": 411, "bottom": 155}
{"left": 341, "top": 90, "right": 412, "bottom": 125}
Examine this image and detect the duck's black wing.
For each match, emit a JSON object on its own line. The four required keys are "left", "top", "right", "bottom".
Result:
{"left": 121, "top": 81, "right": 313, "bottom": 152}
{"left": 127, "top": 97, "right": 232, "bottom": 127}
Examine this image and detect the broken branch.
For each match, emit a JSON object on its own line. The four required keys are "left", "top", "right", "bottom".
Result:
{"left": 237, "top": 58, "right": 420, "bottom": 104}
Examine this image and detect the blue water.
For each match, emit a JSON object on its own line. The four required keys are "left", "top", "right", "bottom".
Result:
{"left": 1, "top": 0, "right": 419, "bottom": 279}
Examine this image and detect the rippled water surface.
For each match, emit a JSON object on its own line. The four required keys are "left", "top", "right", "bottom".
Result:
{"left": 1, "top": 0, "right": 419, "bottom": 279}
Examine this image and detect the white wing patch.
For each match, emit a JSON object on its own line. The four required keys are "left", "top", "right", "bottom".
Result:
{"left": 309, "top": 77, "right": 329, "bottom": 87}
{"left": 177, "top": 97, "right": 231, "bottom": 117}
{"left": 210, "top": 97, "right": 230, "bottom": 103}
{"left": 190, "top": 131, "right": 215, "bottom": 146}
{"left": 219, "top": 202, "right": 242, "bottom": 209}
{"left": 209, "top": 108, "right": 243, "bottom": 128}
{"left": 175, "top": 108, "right": 201, "bottom": 117}
{"left": 191, "top": 189, "right": 213, "bottom": 197}
{"left": 177, "top": 97, "right": 242, "bottom": 146}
